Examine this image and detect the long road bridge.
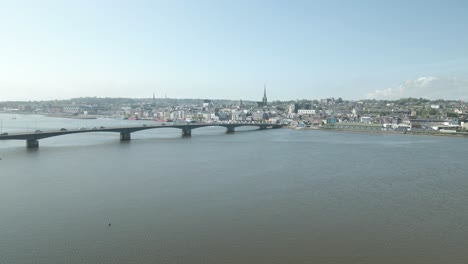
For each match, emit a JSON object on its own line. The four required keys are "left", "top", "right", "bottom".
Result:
{"left": 0, "top": 122, "right": 283, "bottom": 148}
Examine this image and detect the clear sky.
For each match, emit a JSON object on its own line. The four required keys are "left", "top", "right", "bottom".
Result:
{"left": 1, "top": 0, "right": 468, "bottom": 101}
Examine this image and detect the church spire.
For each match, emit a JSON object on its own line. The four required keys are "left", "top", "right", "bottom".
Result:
{"left": 262, "top": 84, "right": 267, "bottom": 106}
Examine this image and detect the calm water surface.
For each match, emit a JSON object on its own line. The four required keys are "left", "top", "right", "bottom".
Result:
{"left": 1, "top": 114, "right": 467, "bottom": 263}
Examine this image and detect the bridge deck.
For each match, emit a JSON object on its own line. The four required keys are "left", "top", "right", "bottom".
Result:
{"left": 0, "top": 123, "right": 282, "bottom": 141}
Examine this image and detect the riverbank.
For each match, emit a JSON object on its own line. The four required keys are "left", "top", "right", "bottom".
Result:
{"left": 44, "top": 114, "right": 97, "bottom": 119}
{"left": 291, "top": 126, "right": 468, "bottom": 138}
{"left": 1, "top": 112, "right": 98, "bottom": 119}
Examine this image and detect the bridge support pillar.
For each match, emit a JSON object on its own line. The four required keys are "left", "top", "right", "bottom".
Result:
{"left": 26, "top": 139, "right": 39, "bottom": 148}
{"left": 182, "top": 128, "right": 192, "bottom": 137}
{"left": 226, "top": 126, "right": 235, "bottom": 133}
{"left": 120, "top": 132, "right": 131, "bottom": 141}
{"left": 259, "top": 126, "right": 267, "bottom": 130}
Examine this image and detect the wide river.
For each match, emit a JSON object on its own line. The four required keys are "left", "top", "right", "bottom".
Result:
{"left": 1, "top": 113, "right": 467, "bottom": 264}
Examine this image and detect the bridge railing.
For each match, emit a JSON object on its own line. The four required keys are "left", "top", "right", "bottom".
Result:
{"left": 0, "top": 122, "right": 283, "bottom": 148}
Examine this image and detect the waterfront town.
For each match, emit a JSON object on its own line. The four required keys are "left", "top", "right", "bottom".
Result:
{"left": 1, "top": 88, "right": 468, "bottom": 134}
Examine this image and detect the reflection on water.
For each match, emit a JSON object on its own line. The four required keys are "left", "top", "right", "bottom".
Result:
{"left": 1, "top": 113, "right": 468, "bottom": 264}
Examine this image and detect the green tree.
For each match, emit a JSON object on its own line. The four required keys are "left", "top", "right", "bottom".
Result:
{"left": 447, "top": 112, "right": 459, "bottom": 118}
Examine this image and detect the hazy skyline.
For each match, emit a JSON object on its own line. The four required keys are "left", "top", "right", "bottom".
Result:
{"left": 1, "top": 0, "right": 468, "bottom": 101}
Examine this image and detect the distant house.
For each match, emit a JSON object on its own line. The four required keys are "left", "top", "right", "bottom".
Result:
{"left": 48, "top": 107, "right": 63, "bottom": 113}
{"left": 392, "top": 117, "right": 401, "bottom": 124}
{"left": 312, "top": 119, "right": 322, "bottom": 125}
{"left": 461, "top": 120, "right": 468, "bottom": 130}
{"left": 326, "top": 117, "right": 337, "bottom": 125}
{"left": 320, "top": 98, "right": 335, "bottom": 105}
{"left": 409, "top": 119, "right": 447, "bottom": 129}
{"left": 63, "top": 105, "right": 81, "bottom": 114}
{"left": 298, "top": 109, "right": 315, "bottom": 115}
{"left": 360, "top": 116, "right": 372, "bottom": 123}
{"left": 202, "top": 99, "right": 213, "bottom": 109}
{"left": 251, "top": 111, "right": 266, "bottom": 121}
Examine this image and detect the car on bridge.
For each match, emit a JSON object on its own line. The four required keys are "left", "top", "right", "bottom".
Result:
{"left": 60, "top": 128, "right": 67, "bottom": 131}
{"left": 79, "top": 127, "right": 87, "bottom": 130}
{"left": 35, "top": 130, "right": 42, "bottom": 133}
{"left": 0, "top": 132, "right": 8, "bottom": 136}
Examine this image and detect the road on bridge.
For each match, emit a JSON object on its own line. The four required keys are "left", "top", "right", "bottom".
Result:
{"left": 0, "top": 122, "right": 283, "bottom": 148}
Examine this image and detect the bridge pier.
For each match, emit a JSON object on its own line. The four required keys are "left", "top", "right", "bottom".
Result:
{"left": 120, "top": 132, "right": 131, "bottom": 141}
{"left": 26, "top": 139, "right": 39, "bottom": 148}
{"left": 182, "top": 128, "right": 192, "bottom": 137}
{"left": 259, "top": 126, "right": 267, "bottom": 130}
{"left": 226, "top": 126, "right": 235, "bottom": 133}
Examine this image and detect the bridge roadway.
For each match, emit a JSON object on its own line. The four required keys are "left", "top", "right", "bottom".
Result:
{"left": 0, "top": 122, "right": 283, "bottom": 148}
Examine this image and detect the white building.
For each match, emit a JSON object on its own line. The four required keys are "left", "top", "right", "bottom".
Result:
{"left": 298, "top": 109, "right": 315, "bottom": 115}
{"left": 461, "top": 121, "right": 468, "bottom": 130}
{"left": 360, "top": 116, "right": 372, "bottom": 123}
{"left": 252, "top": 111, "right": 265, "bottom": 121}
{"left": 63, "top": 105, "right": 81, "bottom": 114}
{"left": 170, "top": 110, "right": 185, "bottom": 120}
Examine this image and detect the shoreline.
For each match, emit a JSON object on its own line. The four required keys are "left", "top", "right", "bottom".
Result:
{"left": 43, "top": 114, "right": 97, "bottom": 119}
{"left": 0, "top": 112, "right": 97, "bottom": 119}
{"left": 290, "top": 126, "right": 468, "bottom": 138}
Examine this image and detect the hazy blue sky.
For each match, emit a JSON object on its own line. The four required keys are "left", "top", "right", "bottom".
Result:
{"left": 1, "top": 0, "right": 468, "bottom": 101}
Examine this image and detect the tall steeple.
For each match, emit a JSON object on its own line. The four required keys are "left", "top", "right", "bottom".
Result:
{"left": 262, "top": 84, "right": 268, "bottom": 106}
